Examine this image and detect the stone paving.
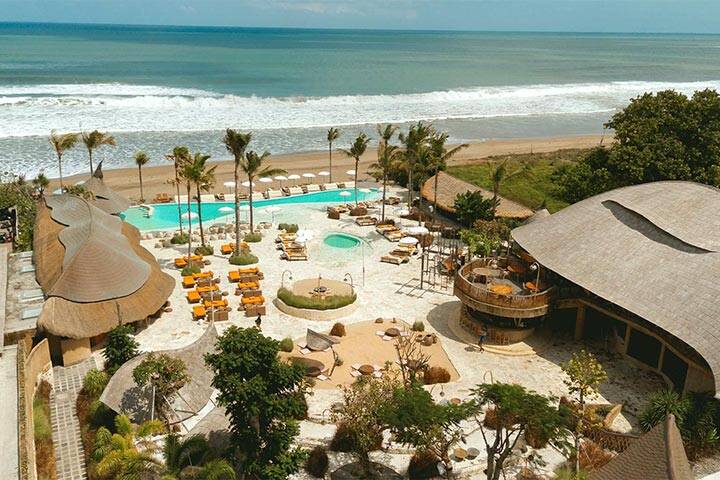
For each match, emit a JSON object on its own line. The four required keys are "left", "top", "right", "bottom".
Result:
{"left": 50, "top": 357, "right": 97, "bottom": 480}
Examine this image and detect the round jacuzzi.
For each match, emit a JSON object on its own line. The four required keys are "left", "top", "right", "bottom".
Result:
{"left": 323, "top": 233, "right": 362, "bottom": 249}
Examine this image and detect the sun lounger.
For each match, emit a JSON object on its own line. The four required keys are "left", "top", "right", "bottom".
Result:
{"left": 321, "top": 183, "right": 338, "bottom": 191}
{"left": 287, "top": 186, "right": 303, "bottom": 196}
{"left": 305, "top": 184, "right": 321, "bottom": 193}
{"left": 193, "top": 270, "right": 214, "bottom": 279}
{"left": 251, "top": 192, "right": 264, "bottom": 202}
{"left": 214, "top": 193, "right": 226, "bottom": 201}
{"left": 344, "top": 181, "right": 355, "bottom": 188}
{"left": 265, "top": 189, "right": 283, "bottom": 199}
{"left": 153, "top": 192, "right": 173, "bottom": 203}
{"left": 241, "top": 295, "right": 265, "bottom": 306}
{"left": 375, "top": 224, "right": 396, "bottom": 234}
{"left": 174, "top": 258, "right": 187, "bottom": 268}
{"left": 381, "top": 254, "right": 409, "bottom": 265}
{"left": 351, "top": 370, "right": 362, "bottom": 377}
{"left": 193, "top": 305, "right": 206, "bottom": 320}
{"left": 355, "top": 215, "right": 378, "bottom": 226}
{"left": 237, "top": 281, "right": 260, "bottom": 290}
{"left": 187, "top": 291, "right": 201, "bottom": 303}
{"left": 317, "top": 374, "right": 330, "bottom": 381}
{"left": 182, "top": 276, "right": 195, "bottom": 288}
{"left": 220, "top": 243, "right": 234, "bottom": 255}
{"left": 276, "top": 233, "right": 296, "bottom": 242}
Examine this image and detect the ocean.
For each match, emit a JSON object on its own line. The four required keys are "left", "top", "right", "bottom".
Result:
{"left": 1, "top": 22, "right": 720, "bottom": 177}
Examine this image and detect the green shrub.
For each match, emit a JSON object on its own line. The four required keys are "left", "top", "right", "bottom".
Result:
{"left": 330, "top": 422, "right": 357, "bottom": 452}
{"left": 277, "top": 287, "right": 356, "bottom": 311}
{"left": 329, "top": 322, "right": 347, "bottom": 337}
{"left": 194, "top": 244, "right": 214, "bottom": 255}
{"left": 279, "top": 337, "right": 294, "bottom": 353}
{"left": 89, "top": 399, "right": 116, "bottom": 430}
{"left": 103, "top": 325, "right": 139, "bottom": 374}
{"left": 423, "top": 366, "right": 451, "bottom": 385}
{"left": 33, "top": 382, "right": 52, "bottom": 442}
{"left": 305, "top": 446, "right": 329, "bottom": 478}
{"left": 412, "top": 321, "right": 425, "bottom": 332}
{"left": 244, "top": 232, "right": 262, "bottom": 243}
{"left": 229, "top": 252, "right": 259, "bottom": 265}
{"left": 170, "top": 232, "right": 189, "bottom": 244}
{"left": 278, "top": 223, "right": 299, "bottom": 233}
{"left": 83, "top": 369, "right": 109, "bottom": 398}
{"left": 181, "top": 264, "right": 201, "bottom": 276}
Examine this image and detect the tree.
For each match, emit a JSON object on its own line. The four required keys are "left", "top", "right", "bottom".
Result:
{"left": 428, "top": 132, "right": 468, "bottom": 221}
{"left": 327, "top": 127, "right": 342, "bottom": 183}
{"left": 166, "top": 146, "right": 190, "bottom": 235}
{"left": 399, "top": 122, "right": 435, "bottom": 206}
{"left": 561, "top": 349, "right": 607, "bottom": 476}
{"left": 204, "top": 326, "right": 308, "bottom": 480}
{"left": 552, "top": 148, "right": 614, "bottom": 204}
{"left": 103, "top": 325, "right": 140, "bottom": 375}
{"left": 32, "top": 173, "right": 49, "bottom": 195}
{"left": 453, "top": 190, "right": 498, "bottom": 226}
{"left": 222, "top": 129, "right": 253, "bottom": 252}
{"left": 132, "top": 353, "right": 190, "bottom": 423}
{"left": 0, "top": 174, "right": 37, "bottom": 250}
{"left": 473, "top": 383, "right": 569, "bottom": 480}
{"left": 377, "top": 123, "right": 399, "bottom": 150}
{"left": 183, "top": 152, "right": 216, "bottom": 248}
{"left": 382, "top": 383, "right": 475, "bottom": 477}
{"left": 49, "top": 130, "right": 79, "bottom": 188}
{"left": 368, "top": 141, "right": 401, "bottom": 222}
{"left": 134, "top": 151, "right": 150, "bottom": 202}
{"left": 163, "top": 433, "right": 210, "bottom": 476}
{"left": 239, "top": 150, "right": 286, "bottom": 234}
{"left": 194, "top": 459, "right": 237, "bottom": 480}
{"left": 489, "top": 159, "right": 526, "bottom": 216}
{"left": 82, "top": 130, "right": 116, "bottom": 175}
{"left": 340, "top": 133, "right": 370, "bottom": 206}
{"left": 92, "top": 415, "right": 165, "bottom": 480}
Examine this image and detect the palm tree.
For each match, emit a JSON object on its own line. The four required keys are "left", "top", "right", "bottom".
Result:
{"left": 327, "top": 127, "right": 341, "bottom": 183}
{"left": 398, "top": 122, "right": 435, "bottom": 207}
{"left": 178, "top": 156, "right": 197, "bottom": 262}
{"left": 81, "top": 130, "right": 116, "bottom": 175}
{"left": 222, "top": 129, "right": 253, "bottom": 254}
{"left": 428, "top": 133, "right": 468, "bottom": 221}
{"left": 194, "top": 458, "right": 237, "bottom": 480}
{"left": 376, "top": 123, "right": 399, "bottom": 149}
{"left": 184, "top": 152, "right": 216, "bottom": 247}
{"left": 489, "top": 159, "right": 527, "bottom": 216}
{"left": 163, "top": 433, "right": 210, "bottom": 476}
{"left": 49, "top": 130, "right": 79, "bottom": 188}
{"left": 340, "top": 133, "right": 370, "bottom": 207}
{"left": 241, "top": 150, "right": 286, "bottom": 233}
{"left": 134, "top": 151, "right": 149, "bottom": 202}
{"left": 32, "top": 173, "right": 49, "bottom": 195}
{"left": 166, "top": 146, "right": 190, "bottom": 235}
{"left": 368, "top": 142, "right": 401, "bottom": 222}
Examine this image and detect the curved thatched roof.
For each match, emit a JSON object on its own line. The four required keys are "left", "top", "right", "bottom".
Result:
{"left": 100, "top": 324, "right": 218, "bottom": 424}
{"left": 81, "top": 162, "right": 131, "bottom": 215}
{"left": 512, "top": 181, "right": 720, "bottom": 394}
{"left": 421, "top": 171, "right": 533, "bottom": 219}
{"left": 590, "top": 415, "right": 692, "bottom": 480}
{"left": 34, "top": 195, "right": 174, "bottom": 339}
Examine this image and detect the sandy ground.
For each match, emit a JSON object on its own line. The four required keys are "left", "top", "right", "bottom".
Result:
{"left": 55, "top": 134, "right": 605, "bottom": 202}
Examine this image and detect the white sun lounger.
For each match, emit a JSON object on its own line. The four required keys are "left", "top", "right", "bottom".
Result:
{"left": 305, "top": 184, "right": 321, "bottom": 193}
{"left": 265, "top": 189, "right": 283, "bottom": 199}
{"left": 251, "top": 192, "right": 264, "bottom": 201}
{"left": 288, "top": 186, "right": 304, "bottom": 195}
{"left": 322, "top": 183, "right": 338, "bottom": 190}
{"left": 344, "top": 181, "right": 355, "bottom": 188}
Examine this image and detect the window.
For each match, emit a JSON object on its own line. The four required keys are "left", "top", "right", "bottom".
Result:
{"left": 627, "top": 329, "right": 662, "bottom": 368}
{"left": 661, "top": 348, "right": 688, "bottom": 392}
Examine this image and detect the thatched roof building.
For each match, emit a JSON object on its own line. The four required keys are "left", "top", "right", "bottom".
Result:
{"left": 33, "top": 194, "right": 174, "bottom": 341}
{"left": 512, "top": 181, "right": 720, "bottom": 395}
{"left": 81, "top": 162, "right": 131, "bottom": 215}
{"left": 100, "top": 324, "right": 218, "bottom": 424}
{"left": 590, "top": 415, "right": 692, "bottom": 480}
{"left": 421, "top": 171, "right": 533, "bottom": 219}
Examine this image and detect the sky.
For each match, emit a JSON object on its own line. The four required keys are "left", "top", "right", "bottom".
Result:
{"left": 0, "top": 0, "right": 718, "bottom": 33}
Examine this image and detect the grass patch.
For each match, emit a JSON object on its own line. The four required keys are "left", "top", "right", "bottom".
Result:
{"left": 230, "top": 252, "right": 259, "bottom": 265}
{"left": 277, "top": 287, "right": 356, "bottom": 311}
{"left": 447, "top": 148, "right": 590, "bottom": 213}
{"left": 170, "top": 232, "right": 189, "bottom": 244}
{"left": 194, "top": 244, "right": 214, "bottom": 255}
{"left": 34, "top": 381, "right": 56, "bottom": 480}
{"left": 244, "top": 232, "right": 262, "bottom": 243}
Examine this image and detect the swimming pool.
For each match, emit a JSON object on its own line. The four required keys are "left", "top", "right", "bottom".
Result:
{"left": 323, "top": 233, "right": 362, "bottom": 249}
{"left": 122, "top": 188, "right": 379, "bottom": 231}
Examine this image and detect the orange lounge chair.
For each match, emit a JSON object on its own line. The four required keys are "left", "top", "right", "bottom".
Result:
{"left": 237, "top": 267, "right": 258, "bottom": 275}
{"left": 220, "top": 243, "right": 233, "bottom": 255}
{"left": 175, "top": 258, "right": 188, "bottom": 268}
{"left": 237, "top": 281, "right": 259, "bottom": 290}
{"left": 186, "top": 291, "right": 201, "bottom": 303}
{"left": 196, "top": 284, "right": 219, "bottom": 294}
{"left": 192, "top": 271, "right": 213, "bottom": 280}
{"left": 204, "top": 299, "right": 229, "bottom": 309}
{"left": 228, "top": 271, "right": 241, "bottom": 282}
{"left": 241, "top": 295, "right": 265, "bottom": 306}
{"left": 182, "top": 276, "right": 195, "bottom": 288}
{"left": 193, "top": 305, "right": 206, "bottom": 320}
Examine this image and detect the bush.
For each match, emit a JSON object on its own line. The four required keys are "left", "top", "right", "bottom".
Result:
{"left": 408, "top": 450, "right": 441, "bottom": 479}
{"left": 181, "top": 264, "right": 202, "bottom": 276}
{"left": 89, "top": 399, "right": 116, "bottom": 430}
{"left": 330, "top": 422, "right": 357, "bottom": 452}
{"left": 279, "top": 337, "right": 294, "bottom": 352}
{"left": 423, "top": 366, "right": 451, "bottom": 385}
{"left": 329, "top": 322, "right": 347, "bottom": 337}
{"left": 454, "top": 190, "right": 498, "bottom": 226}
{"left": 305, "top": 446, "right": 329, "bottom": 478}
{"left": 83, "top": 369, "right": 109, "bottom": 398}
{"left": 412, "top": 321, "right": 425, "bottom": 332}
{"left": 229, "top": 252, "right": 259, "bottom": 265}
{"left": 103, "top": 325, "right": 139, "bottom": 374}
{"left": 194, "top": 244, "right": 214, "bottom": 255}
{"left": 244, "top": 232, "right": 262, "bottom": 243}
{"left": 170, "top": 232, "right": 189, "bottom": 244}
{"left": 277, "top": 287, "right": 356, "bottom": 311}
{"left": 278, "top": 223, "right": 299, "bottom": 233}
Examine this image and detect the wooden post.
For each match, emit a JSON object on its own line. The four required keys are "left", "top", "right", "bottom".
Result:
{"left": 574, "top": 305, "right": 586, "bottom": 341}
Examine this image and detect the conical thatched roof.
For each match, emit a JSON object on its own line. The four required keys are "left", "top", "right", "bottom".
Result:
{"left": 590, "top": 415, "right": 692, "bottom": 480}
{"left": 100, "top": 324, "right": 218, "bottom": 424}
{"left": 421, "top": 171, "right": 533, "bottom": 219}
{"left": 512, "top": 181, "right": 720, "bottom": 395}
{"left": 82, "top": 162, "right": 131, "bottom": 215}
{"left": 34, "top": 194, "right": 174, "bottom": 339}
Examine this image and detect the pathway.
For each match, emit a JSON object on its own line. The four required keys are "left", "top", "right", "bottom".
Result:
{"left": 50, "top": 357, "right": 97, "bottom": 480}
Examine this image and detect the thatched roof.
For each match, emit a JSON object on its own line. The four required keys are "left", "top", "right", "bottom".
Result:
{"left": 590, "top": 415, "right": 692, "bottom": 480}
{"left": 81, "top": 162, "right": 131, "bottom": 215}
{"left": 512, "top": 181, "right": 720, "bottom": 394}
{"left": 421, "top": 171, "right": 533, "bottom": 219}
{"left": 187, "top": 406, "right": 231, "bottom": 450}
{"left": 34, "top": 195, "right": 174, "bottom": 339}
{"left": 100, "top": 324, "right": 218, "bottom": 424}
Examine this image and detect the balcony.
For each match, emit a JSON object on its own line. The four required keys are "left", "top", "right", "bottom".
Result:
{"left": 454, "top": 258, "right": 556, "bottom": 319}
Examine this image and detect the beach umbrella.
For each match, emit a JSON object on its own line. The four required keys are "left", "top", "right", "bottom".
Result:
{"left": 399, "top": 236, "right": 419, "bottom": 245}
{"left": 180, "top": 211, "right": 198, "bottom": 220}
{"left": 302, "top": 173, "right": 316, "bottom": 184}
{"left": 241, "top": 180, "right": 256, "bottom": 191}
{"left": 218, "top": 205, "right": 233, "bottom": 223}
{"left": 259, "top": 177, "right": 272, "bottom": 184}
{"left": 339, "top": 191, "right": 352, "bottom": 198}
{"left": 274, "top": 175, "right": 288, "bottom": 187}
{"left": 287, "top": 174, "right": 301, "bottom": 185}
{"left": 406, "top": 226, "right": 429, "bottom": 235}
{"left": 318, "top": 171, "right": 330, "bottom": 177}
{"left": 346, "top": 169, "right": 356, "bottom": 176}
{"left": 265, "top": 205, "right": 281, "bottom": 224}
{"left": 359, "top": 187, "right": 371, "bottom": 193}
{"left": 223, "top": 181, "right": 236, "bottom": 188}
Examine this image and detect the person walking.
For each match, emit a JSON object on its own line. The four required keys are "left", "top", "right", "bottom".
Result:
{"left": 255, "top": 314, "right": 262, "bottom": 330}
{"left": 478, "top": 325, "right": 488, "bottom": 352}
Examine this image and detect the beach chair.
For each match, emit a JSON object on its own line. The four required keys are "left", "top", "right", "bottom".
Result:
{"left": 214, "top": 193, "right": 226, "bottom": 201}
{"left": 193, "top": 305, "right": 206, "bottom": 320}
{"left": 288, "top": 186, "right": 304, "bottom": 196}
{"left": 251, "top": 192, "right": 264, "bottom": 201}
{"left": 322, "top": 183, "right": 338, "bottom": 191}
{"left": 220, "top": 243, "right": 234, "bottom": 255}
{"left": 228, "top": 271, "right": 241, "bottom": 283}
{"left": 182, "top": 276, "right": 195, "bottom": 288}
{"left": 344, "top": 181, "right": 355, "bottom": 188}
{"left": 265, "top": 189, "right": 283, "bottom": 199}
{"left": 355, "top": 215, "right": 378, "bottom": 226}
{"left": 186, "top": 291, "right": 201, "bottom": 303}
{"left": 153, "top": 192, "right": 173, "bottom": 203}
{"left": 174, "top": 257, "right": 188, "bottom": 268}
{"left": 381, "top": 254, "right": 409, "bottom": 265}
{"left": 305, "top": 184, "right": 321, "bottom": 193}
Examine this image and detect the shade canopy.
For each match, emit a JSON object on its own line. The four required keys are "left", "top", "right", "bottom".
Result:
{"left": 318, "top": 171, "right": 330, "bottom": 177}
{"left": 223, "top": 181, "right": 236, "bottom": 188}
{"left": 400, "top": 236, "right": 419, "bottom": 245}
{"left": 346, "top": 169, "right": 356, "bottom": 175}
{"left": 287, "top": 174, "right": 301, "bottom": 180}
{"left": 259, "top": 177, "right": 272, "bottom": 183}
{"left": 241, "top": 181, "right": 254, "bottom": 187}
{"left": 218, "top": 206, "right": 234, "bottom": 213}
{"left": 302, "top": 173, "right": 316, "bottom": 178}
{"left": 339, "top": 191, "right": 352, "bottom": 197}
{"left": 274, "top": 175, "right": 288, "bottom": 181}
{"left": 406, "top": 226, "right": 429, "bottom": 235}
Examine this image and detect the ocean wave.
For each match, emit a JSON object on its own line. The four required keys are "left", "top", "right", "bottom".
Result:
{"left": 0, "top": 80, "right": 719, "bottom": 138}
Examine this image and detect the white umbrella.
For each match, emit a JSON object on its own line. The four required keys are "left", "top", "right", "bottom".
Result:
{"left": 406, "top": 226, "right": 429, "bottom": 235}
{"left": 396, "top": 208, "right": 410, "bottom": 216}
{"left": 241, "top": 181, "right": 255, "bottom": 191}
{"left": 399, "top": 236, "right": 419, "bottom": 245}
{"left": 318, "top": 171, "right": 330, "bottom": 177}
{"left": 181, "top": 211, "right": 198, "bottom": 220}
{"left": 359, "top": 188, "right": 371, "bottom": 193}
{"left": 259, "top": 177, "right": 272, "bottom": 183}
{"left": 287, "top": 174, "right": 301, "bottom": 185}
{"left": 274, "top": 175, "right": 288, "bottom": 181}
{"left": 302, "top": 173, "right": 316, "bottom": 183}
{"left": 218, "top": 205, "right": 234, "bottom": 223}
{"left": 223, "top": 181, "right": 236, "bottom": 188}
{"left": 346, "top": 169, "right": 356, "bottom": 176}
{"left": 265, "top": 205, "right": 281, "bottom": 224}
{"left": 339, "top": 191, "right": 352, "bottom": 198}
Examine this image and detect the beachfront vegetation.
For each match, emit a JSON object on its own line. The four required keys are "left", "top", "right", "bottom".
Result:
{"left": 229, "top": 251, "right": 259, "bottom": 265}
{"left": 327, "top": 127, "right": 342, "bottom": 184}
{"left": 278, "top": 222, "right": 299, "bottom": 233}
{"left": 240, "top": 149, "right": 286, "bottom": 234}
{"left": 82, "top": 369, "right": 110, "bottom": 398}
{"left": 49, "top": 130, "right": 79, "bottom": 188}
{"left": 277, "top": 287, "right": 356, "bottom": 310}
{"left": 341, "top": 133, "right": 370, "bottom": 206}
{"left": 454, "top": 190, "right": 497, "bottom": 226}
{"left": 103, "top": 325, "right": 139, "bottom": 375}
{"left": 170, "top": 232, "right": 189, "bottom": 244}
{"left": 369, "top": 124, "right": 402, "bottom": 222}
{"left": 34, "top": 380, "right": 56, "bottom": 480}
{"left": 429, "top": 132, "right": 468, "bottom": 219}
{"left": 183, "top": 151, "right": 217, "bottom": 247}
{"left": 134, "top": 151, "right": 150, "bottom": 202}
{"left": 166, "top": 146, "right": 190, "bottom": 235}
{"left": 181, "top": 264, "right": 202, "bottom": 276}
{"left": 81, "top": 130, "right": 116, "bottom": 175}
{"left": 305, "top": 446, "right": 330, "bottom": 478}
{"left": 222, "top": 129, "right": 252, "bottom": 252}
{"left": 243, "top": 232, "right": 262, "bottom": 242}
{"left": 91, "top": 416, "right": 165, "bottom": 479}
{"left": 0, "top": 173, "right": 37, "bottom": 250}
{"left": 460, "top": 220, "right": 512, "bottom": 258}
{"left": 132, "top": 353, "right": 190, "bottom": 424}
{"left": 32, "top": 173, "right": 49, "bottom": 195}
{"left": 205, "top": 326, "right": 309, "bottom": 480}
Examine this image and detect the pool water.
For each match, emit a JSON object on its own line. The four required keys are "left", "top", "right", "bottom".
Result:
{"left": 122, "top": 188, "right": 378, "bottom": 231}
{"left": 324, "top": 233, "right": 362, "bottom": 249}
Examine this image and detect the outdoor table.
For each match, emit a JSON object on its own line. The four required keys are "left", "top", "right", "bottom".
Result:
{"left": 450, "top": 398, "right": 462, "bottom": 405}
{"left": 385, "top": 327, "right": 400, "bottom": 337}
{"left": 489, "top": 283, "right": 513, "bottom": 295}
{"left": 453, "top": 448, "right": 468, "bottom": 461}
{"left": 358, "top": 364, "right": 375, "bottom": 375}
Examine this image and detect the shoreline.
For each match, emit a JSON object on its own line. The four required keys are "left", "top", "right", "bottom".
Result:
{"left": 54, "top": 134, "right": 605, "bottom": 201}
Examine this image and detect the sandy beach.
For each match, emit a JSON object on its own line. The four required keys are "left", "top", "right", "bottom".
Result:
{"left": 56, "top": 134, "right": 605, "bottom": 201}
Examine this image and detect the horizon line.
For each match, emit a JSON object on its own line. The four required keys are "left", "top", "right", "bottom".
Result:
{"left": 1, "top": 20, "right": 719, "bottom": 36}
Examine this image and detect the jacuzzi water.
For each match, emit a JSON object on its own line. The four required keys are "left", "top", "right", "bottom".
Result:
{"left": 323, "top": 233, "right": 362, "bottom": 249}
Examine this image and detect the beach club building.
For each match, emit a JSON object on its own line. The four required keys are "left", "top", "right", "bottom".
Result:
{"left": 454, "top": 181, "right": 720, "bottom": 396}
